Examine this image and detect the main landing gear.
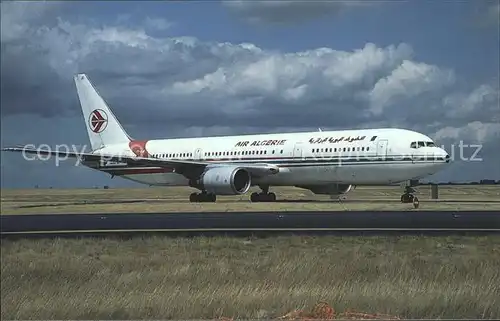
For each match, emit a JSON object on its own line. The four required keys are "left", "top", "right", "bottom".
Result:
{"left": 250, "top": 185, "right": 277, "bottom": 202}
{"left": 400, "top": 186, "right": 418, "bottom": 203}
{"left": 189, "top": 191, "right": 216, "bottom": 202}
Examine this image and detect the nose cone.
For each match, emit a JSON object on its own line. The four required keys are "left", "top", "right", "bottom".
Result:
{"left": 437, "top": 147, "right": 451, "bottom": 163}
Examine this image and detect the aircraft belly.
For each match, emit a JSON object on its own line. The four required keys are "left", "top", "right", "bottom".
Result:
{"left": 255, "top": 166, "right": 338, "bottom": 185}
{"left": 335, "top": 163, "right": 442, "bottom": 184}
{"left": 121, "top": 173, "right": 188, "bottom": 186}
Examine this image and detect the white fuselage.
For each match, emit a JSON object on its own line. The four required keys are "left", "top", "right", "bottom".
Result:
{"left": 90, "top": 128, "right": 450, "bottom": 187}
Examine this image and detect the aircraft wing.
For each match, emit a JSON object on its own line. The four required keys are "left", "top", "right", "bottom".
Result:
{"left": 1, "top": 146, "right": 280, "bottom": 177}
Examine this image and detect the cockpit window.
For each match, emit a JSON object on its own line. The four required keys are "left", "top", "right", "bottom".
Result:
{"left": 411, "top": 141, "right": 436, "bottom": 148}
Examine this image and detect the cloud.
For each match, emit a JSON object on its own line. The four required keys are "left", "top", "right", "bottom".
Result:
{"left": 222, "top": 0, "right": 374, "bottom": 25}
{"left": 470, "top": 1, "right": 500, "bottom": 29}
{"left": 433, "top": 121, "right": 500, "bottom": 144}
{"left": 369, "top": 60, "right": 456, "bottom": 115}
{"left": 1, "top": 2, "right": 499, "bottom": 188}
{"left": 1, "top": 2, "right": 498, "bottom": 157}
{"left": 482, "top": 2, "right": 499, "bottom": 27}
{"left": 144, "top": 17, "right": 172, "bottom": 31}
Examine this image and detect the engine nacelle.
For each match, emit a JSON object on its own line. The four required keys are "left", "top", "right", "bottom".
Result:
{"left": 190, "top": 166, "right": 252, "bottom": 195}
{"left": 297, "top": 184, "right": 353, "bottom": 195}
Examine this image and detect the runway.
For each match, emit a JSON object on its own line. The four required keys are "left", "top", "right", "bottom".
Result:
{"left": 1, "top": 210, "right": 499, "bottom": 238}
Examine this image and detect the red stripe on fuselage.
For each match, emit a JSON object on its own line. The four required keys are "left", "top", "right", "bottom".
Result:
{"left": 103, "top": 167, "right": 174, "bottom": 175}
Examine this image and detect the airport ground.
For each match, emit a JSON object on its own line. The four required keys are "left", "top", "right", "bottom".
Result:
{"left": 1, "top": 185, "right": 499, "bottom": 319}
{"left": 1, "top": 184, "right": 500, "bottom": 214}
{"left": 1, "top": 235, "right": 499, "bottom": 319}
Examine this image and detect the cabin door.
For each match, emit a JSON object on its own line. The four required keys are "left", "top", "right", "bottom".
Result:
{"left": 293, "top": 143, "right": 303, "bottom": 159}
{"left": 376, "top": 139, "right": 388, "bottom": 157}
{"left": 194, "top": 148, "right": 203, "bottom": 160}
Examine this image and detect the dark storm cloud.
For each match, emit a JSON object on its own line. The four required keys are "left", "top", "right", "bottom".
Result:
{"left": 1, "top": 1, "right": 499, "bottom": 145}
{"left": 0, "top": 50, "right": 76, "bottom": 117}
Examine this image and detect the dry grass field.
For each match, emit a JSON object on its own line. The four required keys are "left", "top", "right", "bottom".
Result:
{"left": 1, "top": 185, "right": 499, "bottom": 214}
{"left": 1, "top": 186, "right": 499, "bottom": 319}
{"left": 2, "top": 235, "right": 500, "bottom": 320}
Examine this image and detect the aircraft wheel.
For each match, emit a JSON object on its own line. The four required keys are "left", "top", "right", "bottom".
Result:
{"left": 401, "top": 193, "right": 415, "bottom": 203}
{"left": 189, "top": 193, "right": 198, "bottom": 202}
{"left": 413, "top": 196, "right": 420, "bottom": 208}
{"left": 250, "top": 192, "right": 277, "bottom": 202}
{"left": 209, "top": 193, "right": 217, "bottom": 202}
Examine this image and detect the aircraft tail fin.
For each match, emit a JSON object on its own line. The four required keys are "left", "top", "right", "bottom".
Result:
{"left": 74, "top": 74, "right": 131, "bottom": 151}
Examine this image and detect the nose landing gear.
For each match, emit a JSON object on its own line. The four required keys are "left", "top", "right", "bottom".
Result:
{"left": 400, "top": 186, "right": 418, "bottom": 204}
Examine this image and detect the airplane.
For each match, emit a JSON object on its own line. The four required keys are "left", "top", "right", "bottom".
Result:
{"left": 2, "top": 73, "right": 451, "bottom": 203}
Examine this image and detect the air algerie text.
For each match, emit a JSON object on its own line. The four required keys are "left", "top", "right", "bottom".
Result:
{"left": 235, "top": 139, "right": 287, "bottom": 147}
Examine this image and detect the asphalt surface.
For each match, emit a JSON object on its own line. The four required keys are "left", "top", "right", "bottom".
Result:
{"left": 2, "top": 210, "right": 500, "bottom": 238}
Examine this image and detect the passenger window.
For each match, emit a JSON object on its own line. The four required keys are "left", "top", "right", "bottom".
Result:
{"left": 367, "top": 147, "right": 370, "bottom": 151}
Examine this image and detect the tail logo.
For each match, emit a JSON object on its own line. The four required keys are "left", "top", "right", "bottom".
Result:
{"left": 89, "top": 109, "right": 108, "bottom": 133}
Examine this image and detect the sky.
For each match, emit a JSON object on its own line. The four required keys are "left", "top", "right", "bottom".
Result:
{"left": 1, "top": 0, "right": 499, "bottom": 188}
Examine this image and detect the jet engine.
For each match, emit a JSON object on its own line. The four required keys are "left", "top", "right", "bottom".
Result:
{"left": 190, "top": 166, "right": 252, "bottom": 195}
{"left": 296, "top": 184, "right": 353, "bottom": 195}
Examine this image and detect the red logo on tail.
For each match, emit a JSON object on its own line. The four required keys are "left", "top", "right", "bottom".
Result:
{"left": 89, "top": 109, "right": 108, "bottom": 133}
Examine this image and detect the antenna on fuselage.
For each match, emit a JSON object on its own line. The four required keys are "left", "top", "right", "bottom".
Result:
{"left": 318, "top": 128, "right": 322, "bottom": 132}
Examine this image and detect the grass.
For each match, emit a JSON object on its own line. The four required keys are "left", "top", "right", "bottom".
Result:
{"left": 2, "top": 235, "right": 500, "bottom": 319}
{"left": 1, "top": 185, "right": 499, "bottom": 214}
